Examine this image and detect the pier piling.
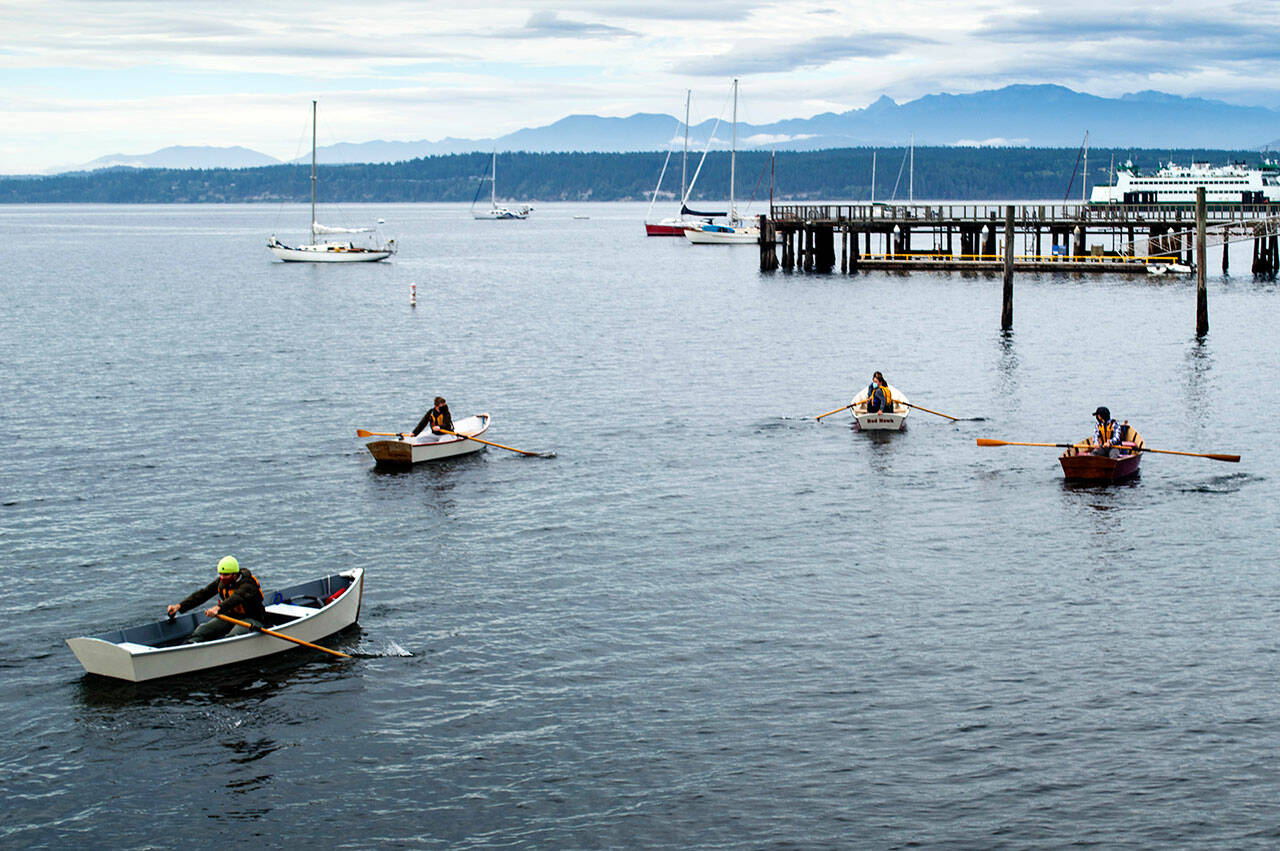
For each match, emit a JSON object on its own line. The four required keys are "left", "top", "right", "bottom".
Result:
{"left": 1001, "top": 206, "right": 1014, "bottom": 330}
{"left": 1196, "top": 188, "right": 1208, "bottom": 337}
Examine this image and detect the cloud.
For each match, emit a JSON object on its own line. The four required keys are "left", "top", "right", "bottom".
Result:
{"left": 744, "top": 133, "right": 814, "bottom": 145}
{"left": 493, "top": 11, "right": 639, "bottom": 39}
{"left": 953, "top": 137, "right": 1030, "bottom": 146}
{"left": 672, "top": 32, "right": 932, "bottom": 75}
{"left": 560, "top": 0, "right": 764, "bottom": 21}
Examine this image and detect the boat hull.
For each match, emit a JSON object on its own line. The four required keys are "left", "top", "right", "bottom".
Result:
{"left": 1059, "top": 449, "right": 1142, "bottom": 482}
{"left": 474, "top": 207, "right": 531, "bottom": 220}
{"left": 365, "top": 414, "right": 490, "bottom": 466}
{"left": 66, "top": 569, "right": 364, "bottom": 682}
{"left": 269, "top": 240, "right": 393, "bottom": 262}
{"left": 684, "top": 226, "right": 760, "bottom": 244}
{"left": 645, "top": 221, "right": 691, "bottom": 236}
{"left": 854, "top": 412, "right": 908, "bottom": 431}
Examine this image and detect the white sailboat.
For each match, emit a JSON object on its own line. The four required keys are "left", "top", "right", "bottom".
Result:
{"left": 684, "top": 79, "right": 760, "bottom": 245}
{"left": 268, "top": 101, "right": 396, "bottom": 263}
{"left": 472, "top": 152, "right": 533, "bottom": 220}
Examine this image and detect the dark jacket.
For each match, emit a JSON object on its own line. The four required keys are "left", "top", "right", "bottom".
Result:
{"left": 178, "top": 568, "right": 266, "bottom": 622}
{"left": 412, "top": 404, "right": 453, "bottom": 437}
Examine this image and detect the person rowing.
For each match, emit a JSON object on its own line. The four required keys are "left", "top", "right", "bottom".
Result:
{"left": 401, "top": 396, "right": 453, "bottom": 442}
{"left": 864, "top": 372, "right": 894, "bottom": 413}
{"left": 1090, "top": 406, "right": 1129, "bottom": 457}
{"left": 166, "top": 556, "right": 266, "bottom": 643}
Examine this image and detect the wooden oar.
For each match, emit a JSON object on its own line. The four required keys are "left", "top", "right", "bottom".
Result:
{"left": 977, "top": 439, "right": 1086, "bottom": 449}
{"left": 814, "top": 404, "right": 852, "bottom": 420}
{"left": 897, "top": 400, "right": 959, "bottom": 421}
{"left": 216, "top": 614, "right": 350, "bottom": 658}
{"left": 1125, "top": 446, "right": 1239, "bottom": 462}
{"left": 437, "top": 428, "right": 552, "bottom": 458}
{"left": 977, "top": 438, "right": 1238, "bottom": 462}
{"left": 357, "top": 429, "right": 406, "bottom": 437}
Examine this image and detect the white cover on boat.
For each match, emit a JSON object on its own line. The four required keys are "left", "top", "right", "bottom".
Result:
{"left": 313, "top": 222, "right": 372, "bottom": 234}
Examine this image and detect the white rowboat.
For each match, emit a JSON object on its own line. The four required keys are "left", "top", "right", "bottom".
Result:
{"left": 848, "top": 384, "right": 910, "bottom": 431}
{"left": 66, "top": 569, "right": 364, "bottom": 682}
{"left": 364, "top": 413, "right": 491, "bottom": 466}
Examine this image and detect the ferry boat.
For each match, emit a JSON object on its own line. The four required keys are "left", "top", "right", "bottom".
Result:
{"left": 1090, "top": 160, "right": 1280, "bottom": 205}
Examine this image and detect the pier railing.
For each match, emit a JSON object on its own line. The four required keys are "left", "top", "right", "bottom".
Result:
{"left": 769, "top": 202, "right": 1276, "bottom": 225}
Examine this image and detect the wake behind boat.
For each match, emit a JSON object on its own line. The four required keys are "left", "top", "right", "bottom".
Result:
{"left": 66, "top": 569, "right": 364, "bottom": 682}
{"left": 364, "top": 413, "right": 491, "bottom": 466}
{"left": 268, "top": 101, "right": 396, "bottom": 263}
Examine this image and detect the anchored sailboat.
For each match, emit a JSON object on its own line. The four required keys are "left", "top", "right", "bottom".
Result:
{"left": 267, "top": 100, "right": 396, "bottom": 263}
{"left": 684, "top": 79, "right": 760, "bottom": 245}
{"left": 472, "top": 152, "right": 533, "bottom": 220}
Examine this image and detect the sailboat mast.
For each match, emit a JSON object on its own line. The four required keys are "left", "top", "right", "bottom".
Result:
{"left": 681, "top": 90, "right": 690, "bottom": 202}
{"left": 491, "top": 152, "right": 497, "bottom": 208}
{"left": 1082, "top": 131, "right": 1089, "bottom": 202}
{"left": 871, "top": 150, "right": 877, "bottom": 203}
{"left": 310, "top": 99, "right": 317, "bottom": 244}
{"left": 730, "top": 78, "right": 738, "bottom": 221}
{"left": 908, "top": 132, "right": 914, "bottom": 203}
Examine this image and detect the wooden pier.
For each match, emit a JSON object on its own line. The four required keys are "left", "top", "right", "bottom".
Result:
{"left": 759, "top": 202, "right": 1280, "bottom": 277}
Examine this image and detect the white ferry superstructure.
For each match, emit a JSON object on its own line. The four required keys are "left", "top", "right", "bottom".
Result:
{"left": 1090, "top": 161, "right": 1280, "bottom": 205}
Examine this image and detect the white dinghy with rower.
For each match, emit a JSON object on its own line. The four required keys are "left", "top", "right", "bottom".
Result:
{"left": 66, "top": 569, "right": 364, "bottom": 682}
{"left": 848, "top": 384, "right": 910, "bottom": 431}
{"left": 363, "top": 413, "right": 491, "bottom": 467}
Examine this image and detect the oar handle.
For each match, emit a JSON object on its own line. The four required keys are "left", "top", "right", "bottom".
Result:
{"left": 215, "top": 613, "right": 351, "bottom": 658}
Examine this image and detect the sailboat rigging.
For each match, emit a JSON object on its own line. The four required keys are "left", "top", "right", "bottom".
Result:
{"left": 267, "top": 100, "right": 396, "bottom": 263}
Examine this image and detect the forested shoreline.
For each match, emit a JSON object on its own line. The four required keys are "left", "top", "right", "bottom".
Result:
{"left": 0, "top": 147, "right": 1264, "bottom": 203}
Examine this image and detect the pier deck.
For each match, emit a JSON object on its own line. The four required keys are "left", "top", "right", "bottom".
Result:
{"left": 760, "top": 202, "right": 1279, "bottom": 275}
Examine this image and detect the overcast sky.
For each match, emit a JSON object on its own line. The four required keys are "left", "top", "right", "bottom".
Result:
{"left": 3, "top": 0, "right": 1278, "bottom": 173}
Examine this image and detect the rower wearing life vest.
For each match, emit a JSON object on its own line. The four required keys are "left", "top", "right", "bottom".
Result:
{"left": 402, "top": 396, "right": 453, "bottom": 442}
{"left": 166, "top": 556, "right": 267, "bottom": 644}
{"left": 1090, "top": 406, "right": 1124, "bottom": 457}
{"left": 866, "top": 372, "right": 894, "bottom": 413}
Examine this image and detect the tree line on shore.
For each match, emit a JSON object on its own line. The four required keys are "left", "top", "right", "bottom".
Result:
{"left": 0, "top": 147, "right": 1263, "bottom": 204}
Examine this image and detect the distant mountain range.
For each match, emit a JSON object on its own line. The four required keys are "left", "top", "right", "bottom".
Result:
{"left": 43, "top": 85, "right": 1280, "bottom": 174}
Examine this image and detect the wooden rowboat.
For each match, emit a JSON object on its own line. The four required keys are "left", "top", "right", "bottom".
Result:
{"left": 66, "top": 569, "right": 364, "bottom": 682}
{"left": 364, "top": 413, "right": 490, "bottom": 467}
{"left": 848, "top": 385, "right": 909, "bottom": 431}
{"left": 1059, "top": 428, "right": 1144, "bottom": 482}
{"left": 1059, "top": 447, "right": 1141, "bottom": 482}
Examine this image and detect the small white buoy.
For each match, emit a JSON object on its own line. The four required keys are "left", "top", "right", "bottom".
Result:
{"left": 409, "top": 282, "right": 417, "bottom": 307}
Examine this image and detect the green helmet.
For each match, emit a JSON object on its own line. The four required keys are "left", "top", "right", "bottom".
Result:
{"left": 217, "top": 556, "right": 240, "bottom": 575}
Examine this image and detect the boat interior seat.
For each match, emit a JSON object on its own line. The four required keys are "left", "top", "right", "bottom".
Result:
{"left": 265, "top": 603, "right": 317, "bottom": 621}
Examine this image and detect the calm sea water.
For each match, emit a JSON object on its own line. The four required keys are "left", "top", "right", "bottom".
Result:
{"left": 2, "top": 202, "right": 1278, "bottom": 848}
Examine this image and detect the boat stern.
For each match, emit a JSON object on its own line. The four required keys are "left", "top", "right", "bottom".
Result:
{"left": 366, "top": 438, "right": 414, "bottom": 466}
{"left": 66, "top": 637, "right": 146, "bottom": 682}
